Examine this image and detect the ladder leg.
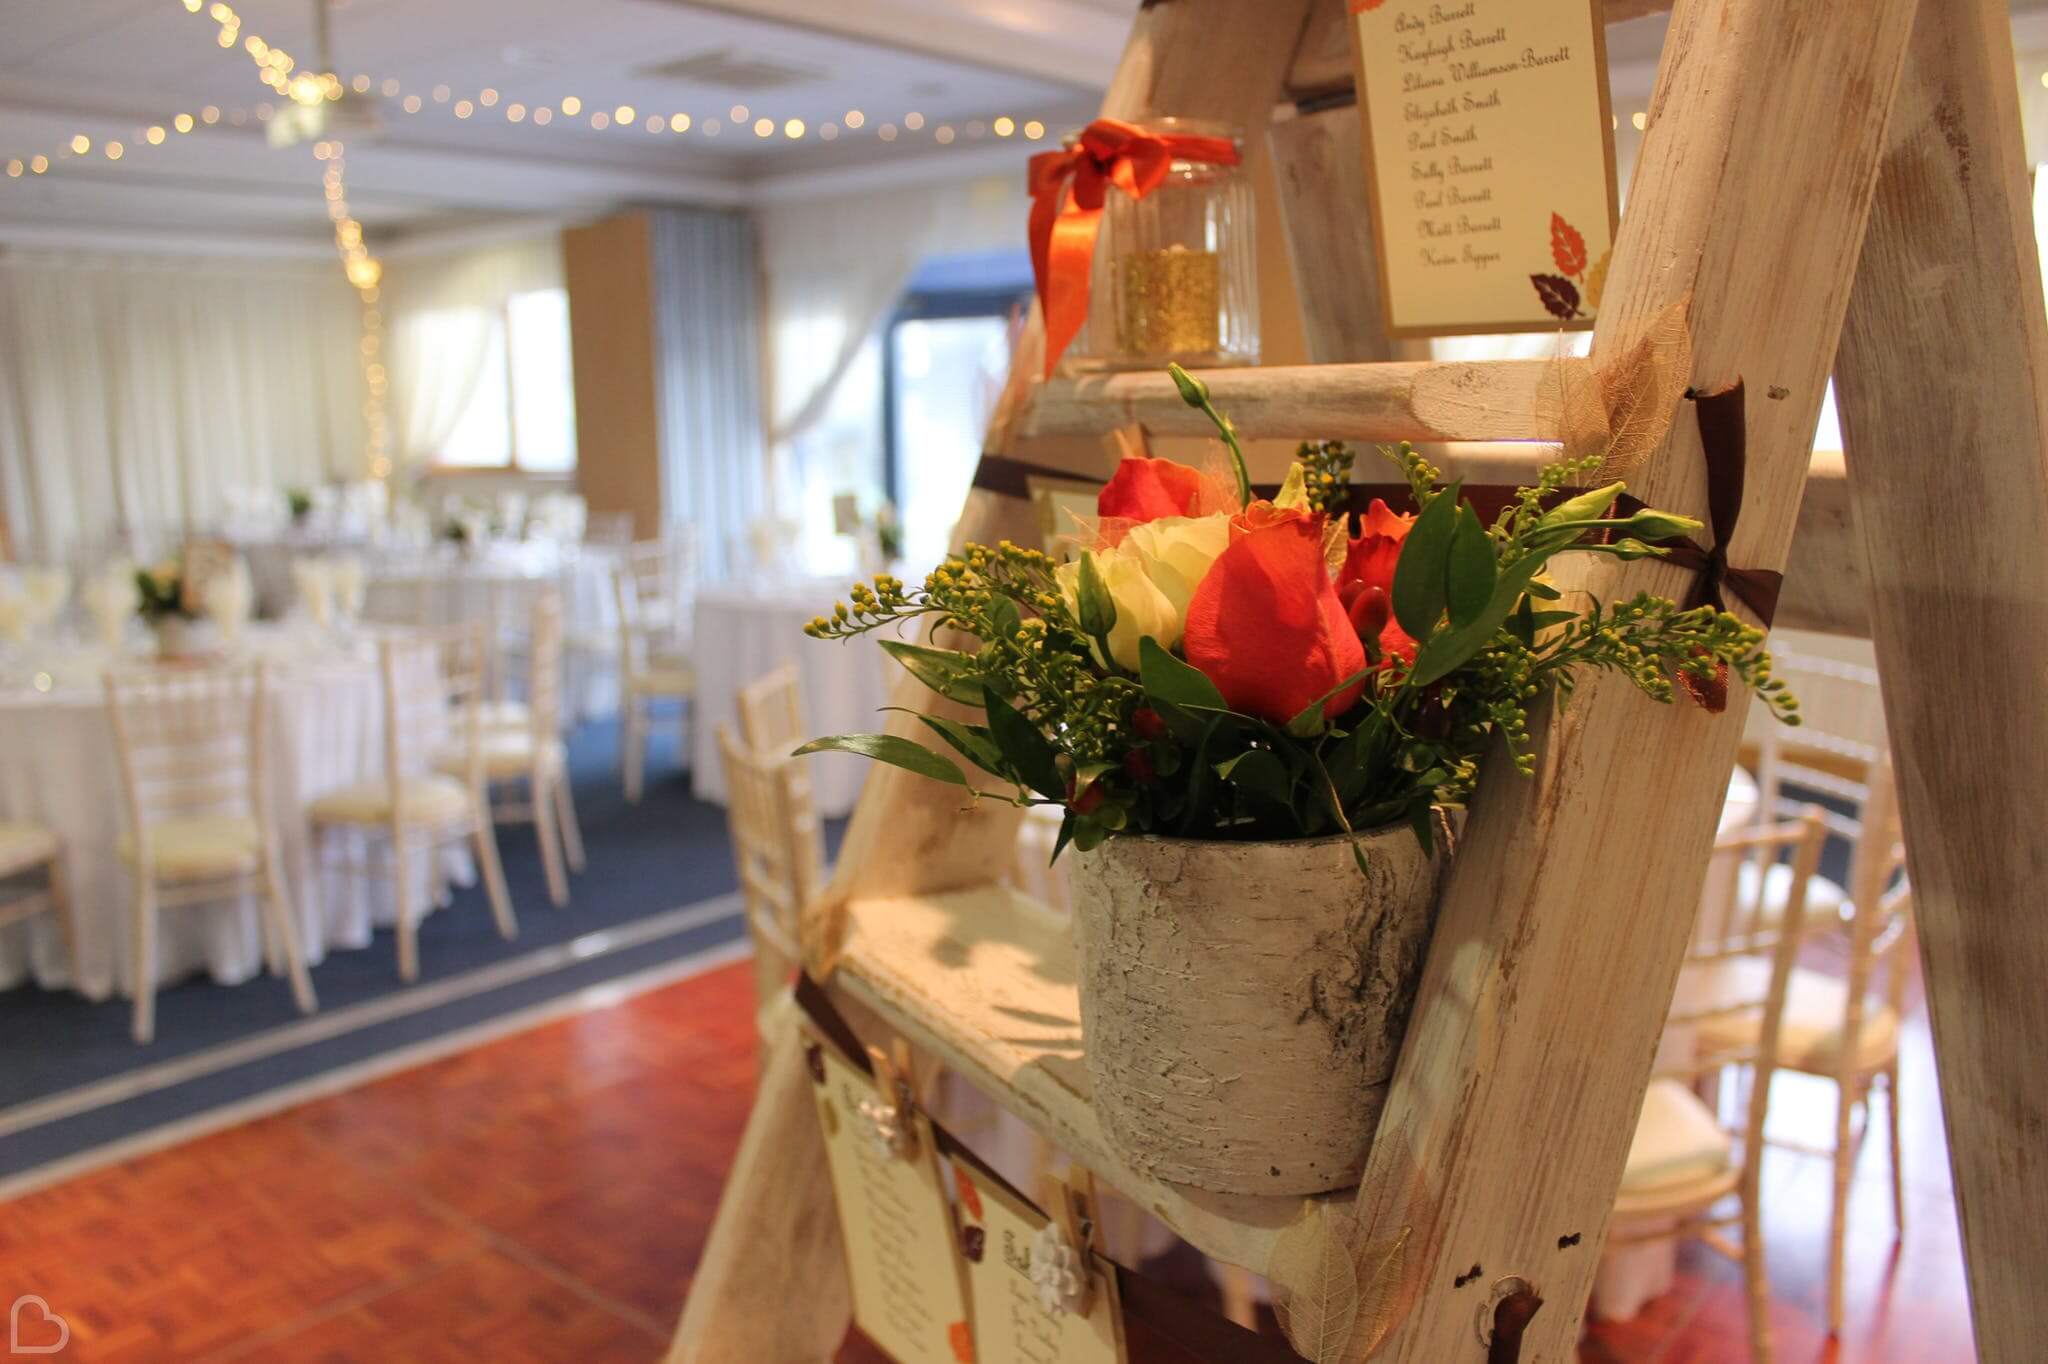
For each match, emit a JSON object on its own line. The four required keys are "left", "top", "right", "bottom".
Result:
{"left": 668, "top": 996, "right": 849, "bottom": 1364}
{"left": 1832, "top": 3, "right": 2048, "bottom": 1355}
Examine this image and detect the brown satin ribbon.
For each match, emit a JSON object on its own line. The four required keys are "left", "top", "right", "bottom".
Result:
{"left": 792, "top": 973, "right": 1308, "bottom": 1363}
{"left": 1662, "top": 381, "right": 1784, "bottom": 625}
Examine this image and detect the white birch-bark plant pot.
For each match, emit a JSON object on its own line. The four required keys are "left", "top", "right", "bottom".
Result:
{"left": 1069, "top": 826, "right": 1443, "bottom": 1195}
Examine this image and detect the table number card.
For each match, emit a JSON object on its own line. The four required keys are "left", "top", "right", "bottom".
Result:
{"left": 952, "top": 1160, "right": 1127, "bottom": 1364}
{"left": 805, "top": 1029, "right": 974, "bottom": 1364}
{"left": 1350, "top": 0, "right": 1619, "bottom": 336}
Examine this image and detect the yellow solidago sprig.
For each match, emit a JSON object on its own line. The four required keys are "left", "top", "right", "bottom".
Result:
{"left": 799, "top": 541, "right": 1148, "bottom": 830}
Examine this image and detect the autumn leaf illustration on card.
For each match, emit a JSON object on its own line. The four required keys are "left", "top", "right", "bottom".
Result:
{"left": 1532, "top": 212, "right": 1599, "bottom": 321}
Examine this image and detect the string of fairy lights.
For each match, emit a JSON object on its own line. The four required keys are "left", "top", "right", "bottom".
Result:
{"left": 3, "top": 0, "right": 1065, "bottom": 476}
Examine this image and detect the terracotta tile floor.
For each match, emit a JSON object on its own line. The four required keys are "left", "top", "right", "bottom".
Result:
{"left": 0, "top": 958, "right": 1973, "bottom": 1361}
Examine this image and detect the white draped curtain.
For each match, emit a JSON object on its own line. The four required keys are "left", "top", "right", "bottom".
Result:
{"left": 757, "top": 174, "right": 1026, "bottom": 571}
{"left": 0, "top": 254, "right": 362, "bottom": 566}
{"left": 384, "top": 235, "right": 563, "bottom": 469}
{"left": 647, "top": 207, "right": 767, "bottom": 583}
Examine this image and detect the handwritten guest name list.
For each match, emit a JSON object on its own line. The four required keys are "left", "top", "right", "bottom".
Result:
{"left": 807, "top": 1033, "right": 972, "bottom": 1364}
{"left": 1351, "top": 0, "right": 1618, "bottom": 335}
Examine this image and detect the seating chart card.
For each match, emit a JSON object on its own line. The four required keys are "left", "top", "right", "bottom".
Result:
{"left": 1350, "top": 0, "right": 1619, "bottom": 336}
{"left": 805, "top": 1028, "right": 974, "bottom": 1364}
{"left": 951, "top": 1159, "right": 1127, "bottom": 1364}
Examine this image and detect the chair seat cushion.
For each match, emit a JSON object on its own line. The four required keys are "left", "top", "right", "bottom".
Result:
{"left": 432, "top": 732, "right": 567, "bottom": 781}
{"left": 1696, "top": 965, "right": 1901, "bottom": 1075}
{"left": 630, "top": 661, "right": 696, "bottom": 696}
{"left": 119, "top": 815, "right": 263, "bottom": 880}
{"left": 1737, "top": 861, "right": 1851, "bottom": 931}
{"left": 0, "top": 821, "right": 58, "bottom": 876}
{"left": 478, "top": 700, "right": 532, "bottom": 731}
{"left": 1622, "top": 1079, "right": 1734, "bottom": 1195}
{"left": 309, "top": 776, "right": 472, "bottom": 827}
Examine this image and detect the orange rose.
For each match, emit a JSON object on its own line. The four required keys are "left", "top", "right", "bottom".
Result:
{"left": 1182, "top": 510, "right": 1366, "bottom": 725}
{"left": 1098, "top": 455, "right": 1206, "bottom": 526}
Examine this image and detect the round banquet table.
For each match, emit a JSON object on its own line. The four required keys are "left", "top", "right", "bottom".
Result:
{"left": 0, "top": 626, "right": 460, "bottom": 1002}
{"left": 690, "top": 581, "right": 892, "bottom": 818}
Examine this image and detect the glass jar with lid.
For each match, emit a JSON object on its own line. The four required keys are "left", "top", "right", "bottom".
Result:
{"left": 1065, "top": 118, "right": 1259, "bottom": 373}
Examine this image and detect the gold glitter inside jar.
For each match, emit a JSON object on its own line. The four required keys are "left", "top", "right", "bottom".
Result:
{"left": 1119, "top": 246, "right": 1221, "bottom": 356}
{"left": 1064, "top": 117, "right": 1258, "bottom": 372}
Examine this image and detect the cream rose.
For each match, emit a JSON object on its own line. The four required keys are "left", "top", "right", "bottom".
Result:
{"left": 1057, "top": 512, "right": 1229, "bottom": 670}
{"left": 1122, "top": 512, "right": 1231, "bottom": 622}
{"left": 1057, "top": 545, "right": 1177, "bottom": 671}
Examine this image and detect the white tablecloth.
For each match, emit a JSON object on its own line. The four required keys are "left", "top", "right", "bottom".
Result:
{"left": 0, "top": 627, "right": 456, "bottom": 1001}
{"left": 360, "top": 542, "right": 622, "bottom": 720}
{"left": 689, "top": 582, "right": 892, "bottom": 818}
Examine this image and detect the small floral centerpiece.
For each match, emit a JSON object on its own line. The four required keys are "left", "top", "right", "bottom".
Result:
{"left": 135, "top": 557, "right": 204, "bottom": 659}
{"left": 800, "top": 366, "right": 1797, "bottom": 1193}
{"left": 804, "top": 367, "right": 1793, "bottom": 859}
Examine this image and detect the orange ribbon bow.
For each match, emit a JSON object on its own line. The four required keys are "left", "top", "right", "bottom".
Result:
{"left": 1027, "top": 118, "right": 1241, "bottom": 377}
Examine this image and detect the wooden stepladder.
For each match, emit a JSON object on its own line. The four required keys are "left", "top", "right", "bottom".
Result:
{"left": 672, "top": 0, "right": 2048, "bottom": 1359}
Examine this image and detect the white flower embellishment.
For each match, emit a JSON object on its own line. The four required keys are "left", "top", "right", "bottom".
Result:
{"left": 856, "top": 1095, "right": 905, "bottom": 1160}
{"left": 1029, "top": 1221, "right": 1089, "bottom": 1316}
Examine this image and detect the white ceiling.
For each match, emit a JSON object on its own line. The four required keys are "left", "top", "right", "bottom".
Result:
{"left": 0, "top": 0, "right": 1126, "bottom": 252}
{"left": 7, "top": 0, "right": 2048, "bottom": 257}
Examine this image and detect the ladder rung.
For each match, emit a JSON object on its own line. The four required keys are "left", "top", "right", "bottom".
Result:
{"left": 1022, "top": 359, "right": 1590, "bottom": 445}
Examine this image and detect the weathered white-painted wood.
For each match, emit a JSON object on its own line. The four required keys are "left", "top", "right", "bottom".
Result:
{"left": 1069, "top": 829, "right": 1441, "bottom": 1195}
{"left": 666, "top": 995, "right": 851, "bottom": 1364}
{"left": 1267, "top": 106, "right": 1432, "bottom": 365}
{"left": 1335, "top": 1, "right": 1918, "bottom": 1357}
{"left": 1832, "top": 1, "right": 2048, "bottom": 1356}
{"left": 1022, "top": 359, "right": 1589, "bottom": 445}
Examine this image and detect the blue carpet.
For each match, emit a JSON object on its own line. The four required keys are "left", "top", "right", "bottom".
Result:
{"left": 0, "top": 720, "right": 837, "bottom": 1180}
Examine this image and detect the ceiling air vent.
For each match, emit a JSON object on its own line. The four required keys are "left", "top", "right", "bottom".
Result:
{"left": 636, "top": 49, "right": 826, "bottom": 91}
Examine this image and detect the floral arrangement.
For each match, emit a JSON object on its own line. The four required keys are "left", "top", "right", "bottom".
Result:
{"left": 802, "top": 367, "right": 1797, "bottom": 861}
{"left": 134, "top": 559, "right": 198, "bottom": 622}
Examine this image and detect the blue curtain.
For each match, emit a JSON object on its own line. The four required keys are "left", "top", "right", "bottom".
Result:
{"left": 646, "top": 207, "right": 765, "bottom": 583}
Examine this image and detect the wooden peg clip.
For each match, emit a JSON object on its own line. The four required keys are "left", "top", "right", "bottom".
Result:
{"left": 1042, "top": 1166, "right": 1103, "bottom": 1317}
{"left": 864, "top": 1037, "right": 920, "bottom": 1160}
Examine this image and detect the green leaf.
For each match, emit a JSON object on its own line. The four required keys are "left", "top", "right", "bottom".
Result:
{"left": 982, "top": 691, "right": 1063, "bottom": 799}
{"left": 1406, "top": 552, "right": 1553, "bottom": 687}
{"left": 987, "top": 594, "right": 1022, "bottom": 643}
{"left": 1050, "top": 809, "right": 1077, "bottom": 864}
{"left": 793, "top": 734, "right": 969, "bottom": 788}
{"left": 1445, "top": 503, "right": 1497, "bottom": 627}
{"left": 1408, "top": 801, "right": 1436, "bottom": 855}
{"left": 1070, "top": 817, "right": 1109, "bottom": 853}
{"left": 877, "top": 640, "right": 984, "bottom": 705}
{"left": 1216, "top": 749, "right": 1293, "bottom": 809}
{"left": 1139, "top": 637, "right": 1228, "bottom": 712}
{"left": 1527, "top": 579, "right": 1563, "bottom": 601}
{"left": 889, "top": 710, "right": 1007, "bottom": 778}
{"left": 1075, "top": 550, "right": 1117, "bottom": 639}
{"left": 1178, "top": 715, "right": 1224, "bottom": 836}
{"left": 1507, "top": 594, "right": 1538, "bottom": 647}
{"left": 1285, "top": 663, "right": 1379, "bottom": 736}
{"left": 1392, "top": 480, "right": 1461, "bottom": 640}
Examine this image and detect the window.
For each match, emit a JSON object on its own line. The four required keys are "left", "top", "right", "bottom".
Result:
{"left": 884, "top": 288, "right": 1026, "bottom": 569}
{"left": 433, "top": 287, "right": 577, "bottom": 471}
